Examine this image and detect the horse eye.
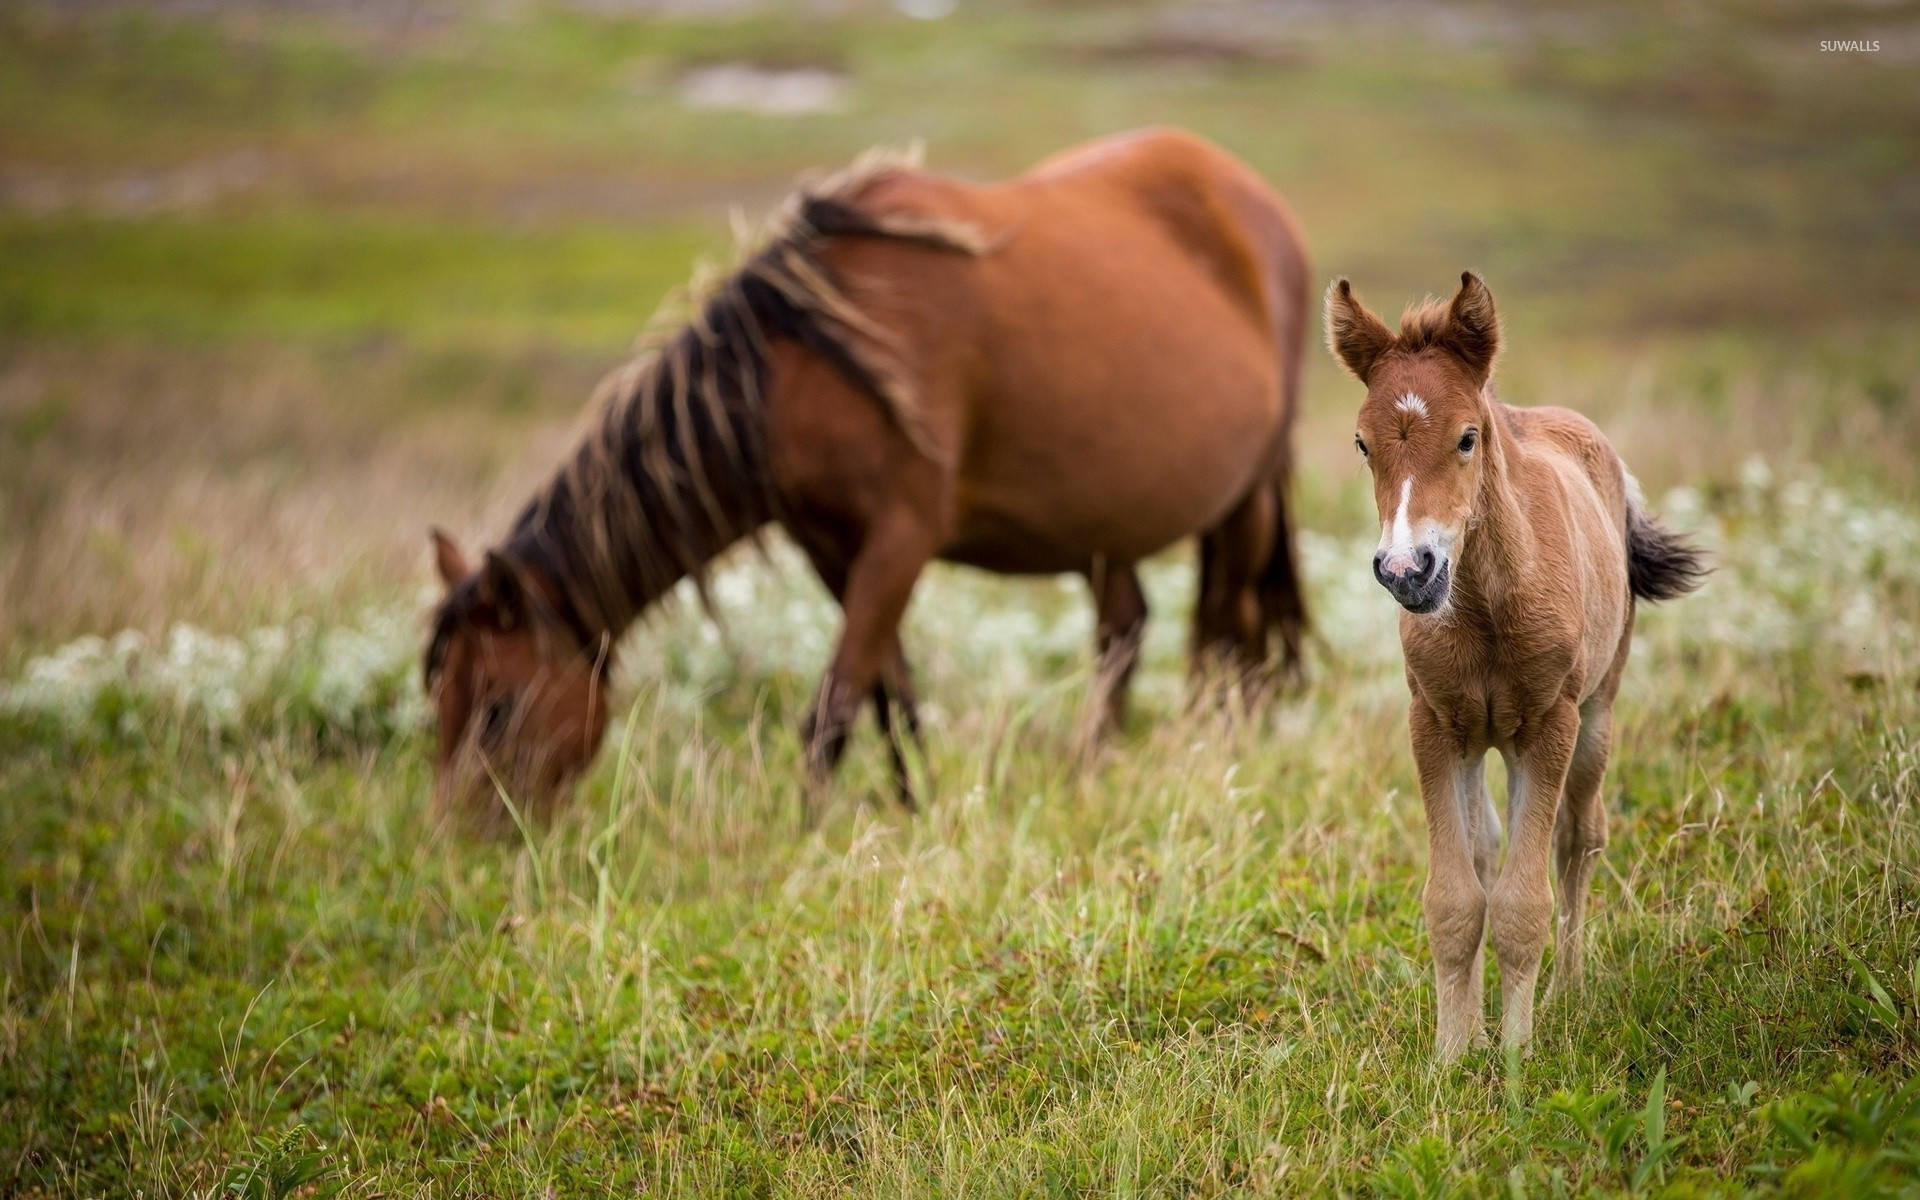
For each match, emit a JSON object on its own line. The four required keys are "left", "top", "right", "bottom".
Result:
{"left": 1355, "top": 435, "right": 1370, "bottom": 459}
{"left": 479, "top": 696, "right": 513, "bottom": 743}
{"left": 1458, "top": 429, "right": 1478, "bottom": 454}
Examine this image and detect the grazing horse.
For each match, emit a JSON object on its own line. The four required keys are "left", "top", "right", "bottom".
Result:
{"left": 1325, "top": 272, "right": 1706, "bottom": 1059}
{"left": 425, "top": 128, "right": 1311, "bottom": 823}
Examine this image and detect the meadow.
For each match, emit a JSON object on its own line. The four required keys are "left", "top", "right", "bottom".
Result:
{"left": 2, "top": 2, "right": 1917, "bottom": 1195}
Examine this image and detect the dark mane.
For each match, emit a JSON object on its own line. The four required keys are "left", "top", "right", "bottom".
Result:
{"left": 426, "top": 151, "right": 987, "bottom": 684}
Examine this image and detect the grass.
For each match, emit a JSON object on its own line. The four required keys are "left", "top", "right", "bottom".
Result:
{"left": 5, "top": 483, "right": 1918, "bottom": 1195}
{"left": 3, "top": 1, "right": 1918, "bottom": 1194}
{"left": 0, "top": 214, "right": 715, "bottom": 347}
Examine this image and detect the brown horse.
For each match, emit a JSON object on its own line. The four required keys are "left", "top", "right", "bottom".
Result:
{"left": 1326, "top": 272, "right": 1706, "bottom": 1060}
{"left": 425, "top": 128, "right": 1311, "bottom": 823}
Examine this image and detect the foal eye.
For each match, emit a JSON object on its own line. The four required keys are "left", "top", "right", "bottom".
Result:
{"left": 1355, "top": 435, "right": 1369, "bottom": 459}
{"left": 1458, "top": 429, "right": 1478, "bottom": 454}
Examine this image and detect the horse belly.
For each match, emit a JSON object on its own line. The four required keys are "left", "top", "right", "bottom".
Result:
{"left": 945, "top": 369, "right": 1276, "bottom": 569}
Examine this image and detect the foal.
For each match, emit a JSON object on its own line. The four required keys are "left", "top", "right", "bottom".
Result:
{"left": 1326, "top": 272, "right": 1706, "bottom": 1060}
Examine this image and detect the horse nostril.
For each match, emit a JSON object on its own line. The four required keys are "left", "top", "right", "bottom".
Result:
{"left": 1373, "top": 551, "right": 1392, "bottom": 586}
{"left": 1415, "top": 547, "right": 1436, "bottom": 581}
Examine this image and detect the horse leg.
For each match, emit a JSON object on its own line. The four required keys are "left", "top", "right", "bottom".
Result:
{"left": 1411, "top": 699, "right": 1489, "bottom": 1063}
{"left": 871, "top": 638, "right": 924, "bottom": 812}
{"left": 1192, "top": 482, "right": 1277, "bottom": 698}
{"left": 1548, "top": 696, "right": 1612, "bottom": 1004}
{"left": 797, "top": 537, "right": 923, "bottom": 812}
{"left": 1488, "top": 699, "right": 1580, "bottom": 1053}
{"left": 801, "top": 511, "right": 935, "bottom": 825}
{"left": 1089, "top": 556, "right": 1148, "bottom": 734}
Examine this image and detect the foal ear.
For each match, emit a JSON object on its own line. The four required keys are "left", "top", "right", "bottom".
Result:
{"left": 477, "top": 550, "right": 528, "bottom": 632}
{"left": 1442, "top": 271, "right": 1500, "bottom": 384}
{"left": 431, "top": 527, "right": 471, "bottom": 588}
{"left": 1325, "top": 278, "right": 1394, "bottom": 383}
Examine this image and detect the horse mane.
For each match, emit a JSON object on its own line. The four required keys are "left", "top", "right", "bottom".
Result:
{"left": 427, "top": 148, "right": 988, "bottom": 682}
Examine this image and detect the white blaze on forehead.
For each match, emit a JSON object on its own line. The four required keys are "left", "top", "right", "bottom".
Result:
{"left": 1395, "top": 392, "right": 1428, "bottom": 420}
{"left": 1380, "top": 477, "right": 1414, "bottom": 558}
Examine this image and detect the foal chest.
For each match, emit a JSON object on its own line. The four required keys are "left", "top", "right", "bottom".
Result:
{"left": 1404, "top": 626, "right": 1569, "bottom": 752}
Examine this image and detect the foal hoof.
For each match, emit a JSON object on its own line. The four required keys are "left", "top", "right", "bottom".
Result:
{"left": 1434, "top": 1029, "right": 1487, "bottom": 1065}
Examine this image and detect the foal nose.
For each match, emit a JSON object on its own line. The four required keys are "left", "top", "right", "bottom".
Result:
{"left": 1373, "top": 546, "right": 1437, "bottom": 590}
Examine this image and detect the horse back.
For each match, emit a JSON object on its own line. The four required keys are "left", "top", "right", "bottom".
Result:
{"left": 792, "top": 130, "right": 1308, "bottom": 568}
{"left": 829, "top": 126, "right": 1306, "bottom": 381}
{"left": 1024, "top": 127, "right": 1311, "bottom": 397}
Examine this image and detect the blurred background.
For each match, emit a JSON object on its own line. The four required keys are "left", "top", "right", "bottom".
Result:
{"left": 3, "top": 0, "right": 1915, "bottom": 654}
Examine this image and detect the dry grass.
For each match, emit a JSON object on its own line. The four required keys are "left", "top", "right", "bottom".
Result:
{"left": 0, "top": 340, "right": 599, "bottom": 646}
{"left": 7, "top": 328, "right": 1912, "bottom": 655}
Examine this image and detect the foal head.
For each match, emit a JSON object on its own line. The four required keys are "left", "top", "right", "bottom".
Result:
{"left": 1325, "top": 271, "right": 1502, "bottom": 615}
{"left": 423, "top": 530, "right": 609, "bottom": 823}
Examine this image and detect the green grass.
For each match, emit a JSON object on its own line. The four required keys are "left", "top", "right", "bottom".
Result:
{"left": 3, "top": 610, "right": 1917, "bottom": 1195}
{"left": 0, "top": 214, "right": 714, "bottom": 348}
{"left": 6, "top": 474, "right": 1918, "bottom": 1196}
{"left": 3, "top": 1, "right": 1918, "bottom": 1194}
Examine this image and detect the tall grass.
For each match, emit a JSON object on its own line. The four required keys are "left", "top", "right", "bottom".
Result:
{"left": 4, "top": 464, "right": 1916, "bottom": 1195}
{"left": 3, "top": 2, "right": 1918, "bottom": 1194}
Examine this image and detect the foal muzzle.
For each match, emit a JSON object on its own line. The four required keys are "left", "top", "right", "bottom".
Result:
{"left": 1374, "top": 547, "right": 1451, "bottom": 614}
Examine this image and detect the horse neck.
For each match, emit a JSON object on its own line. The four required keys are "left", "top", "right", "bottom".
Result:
{"left": 1453, "top": 398, "right": 1535, "bottom": 612}
{"left": 504, "top": 334, "right": 777, "bottom": 648}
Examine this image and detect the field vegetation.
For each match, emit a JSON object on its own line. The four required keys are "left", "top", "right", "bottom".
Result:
{"left": 2, "top": 2, "right": 1917, "bottom": 1194}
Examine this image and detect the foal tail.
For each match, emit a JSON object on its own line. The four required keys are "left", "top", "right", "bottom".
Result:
{"left": 1626, "top": 496, "right": 1709, "bottom": 602}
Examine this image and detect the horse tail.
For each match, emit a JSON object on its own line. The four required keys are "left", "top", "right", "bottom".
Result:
{"left": 1259, "top": 203, "right": 1311, "bottom": 677}
{"left": 1255, "top": 314, "right": 1309, "bottom": 676}
{"left": 1191, "top": 462, "right": 1308, "bottom": 688}
{"left": 1255, "top": 470, "right": 1308, "bottom": 677}
{"left": 1626, "top": 490, "right": 1709, "bottom": 602}
{"left": 1183, "top": 150, "right": 1311, "bottom": 687}
{"left": 1190, "top": 225, "right": 1311, "bottom": 686}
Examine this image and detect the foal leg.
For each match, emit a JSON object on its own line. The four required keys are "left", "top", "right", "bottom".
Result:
{"left": 1089, "top": 556, "right": 1148, "bottom": 733}
{"left": 802, "top": 511, "right": 936, "bottom": 824}
{"left": 1466, "top": 757, "right": 1501, "bottom": 890}
{"left": 1411, "top": 701, "right": 1488, "bottom": 1062}
{"left": 1547, "top": 697, "right": 1612, "bottom": 1003}
{"left": 1488, "top": 699, "right": 1580, "bottom": 1052}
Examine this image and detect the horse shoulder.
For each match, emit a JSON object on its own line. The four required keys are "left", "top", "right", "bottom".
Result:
{"left": 806, "top": 172, "right": 996, "bottom": 427}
